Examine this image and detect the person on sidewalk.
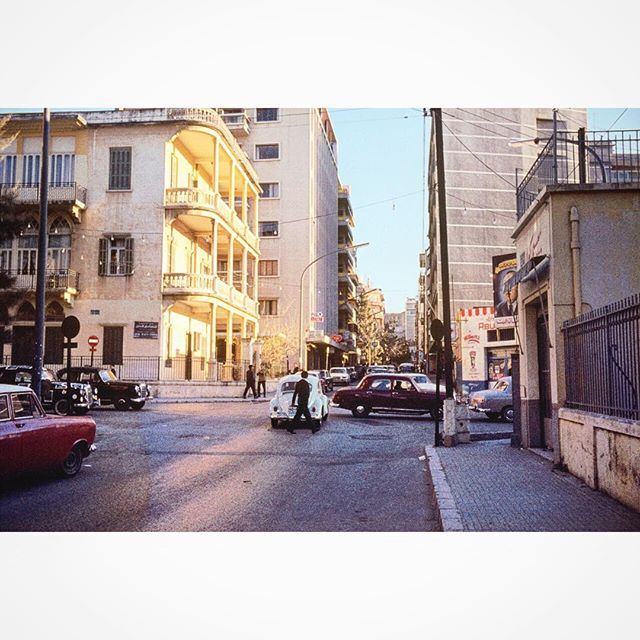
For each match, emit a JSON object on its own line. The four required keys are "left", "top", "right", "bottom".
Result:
{"left": 243, "top": 365, "right": 257, "bottom": 399}
{"left": 257, "top": 367, "right": 267, "bottom": 398}
{"left": 288, "top": 370, "right": 319, "bottom": 434}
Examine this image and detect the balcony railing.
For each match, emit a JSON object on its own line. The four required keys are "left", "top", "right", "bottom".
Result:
{"left": 5, "top": 269, "right": 79, "bottom": 291}
{"left": 516, "top": 129, "right": 640, "bottom": 219}
{"left": 220, "top": 111, "right": 251, "bottom": 136}
{"left": 0, "top": 182, "right": 87, "bottom": 206}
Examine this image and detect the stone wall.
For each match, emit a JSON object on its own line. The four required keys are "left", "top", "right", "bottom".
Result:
{"left": 559, "top": 408, "right": 640, "bottom": 513}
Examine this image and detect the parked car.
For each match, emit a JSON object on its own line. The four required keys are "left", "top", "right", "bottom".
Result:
{"left": 410, "top": 373, "right": 458, "bottom": 403}
{"left": 332, "top": 373, "right": 443, "bottom": 420}
{"left": 468, "top": 376, "right": 514, "bottom": 422}
{"left": 0, "top": 365, "right": 96, "bottom": 415}
{"left": 0, "top": 384, "right": 96, "bottom": 478}
{"left": 57, "top": 366, "right": 151, "bottom": 411}
{"left": 398, "top": 362, "right": 416, "bottom": 373}
{"left": 366, "top": 365, "right": 387, "bottom": 374}
{"left": 329, "top": 367, "right": 351, "bottom": 386}
{"left": 269, "top": 374, "right": 329, "bottom": 429}
{"left": 308, "top": 369, "right": 334, "bottom": 392}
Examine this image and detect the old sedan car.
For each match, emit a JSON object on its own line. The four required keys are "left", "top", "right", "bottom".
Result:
{"left": 308, "top": 369, "right": 334, "bottom": 392}
{"left": 332, "top": 373, "right": 443, "bottom": 420}
{"left": 468, "top": 376, "right": 514, "bottom": 422}
{"left": 57, "top": 366, "right": 151, "bottom": 411}
{"left": 269, "top": 374, "right": 329, "bottom": 429}
{"left": 0, "top": 384, "right": 96, "bottom": 478}
{"left": 329, "top": 367, "right": 350, "bottom": 386}
{"left": 0, "top": 365, "right": 96, "bottom": 415}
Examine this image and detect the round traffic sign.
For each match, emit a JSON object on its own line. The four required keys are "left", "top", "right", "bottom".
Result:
{"left": 88, "top": 335, "right": 99, "bottom": 347}
{"left": 430, "top": 318, "right": 445, "bottom": 342}
{"left": 62, "top": 315, "right": 81, "bottom": 339}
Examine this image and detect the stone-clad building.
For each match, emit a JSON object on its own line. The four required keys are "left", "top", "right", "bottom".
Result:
{"left": 0, "top": 109, "right": 261, "bottom": 383}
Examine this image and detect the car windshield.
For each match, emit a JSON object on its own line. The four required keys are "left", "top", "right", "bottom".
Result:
{"left": 99, "top": 369, "right": 118, "bottom": 382}
{"left": 331, "top": 368, "right": 346, "bottom": 374}
{"left": 412, "top": 375, "right": 429, "bottom": 384}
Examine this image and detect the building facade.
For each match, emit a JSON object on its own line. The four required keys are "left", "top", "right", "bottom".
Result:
{"left": 0, "top": 108, "right": 261, "bottom": 382}
{"left": 222, "top": 108, "right": 348, "bottom": 370}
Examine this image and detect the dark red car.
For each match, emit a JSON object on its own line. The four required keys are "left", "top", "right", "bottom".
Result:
{"left": 0, "top": 384, "right": 96, "bottom": 479}
{"left": 331, "top": 373, "right": 443, "bottom": 419}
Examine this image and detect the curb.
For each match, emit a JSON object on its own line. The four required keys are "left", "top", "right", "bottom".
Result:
{"left": 424, "top": 445, "right": 465, "bottom": 532}
{"left": 153, "top": 398, "right": 271, "bottom": 404}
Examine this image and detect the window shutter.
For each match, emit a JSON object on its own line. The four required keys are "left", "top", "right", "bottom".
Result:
{"left": 124, "top": 237, "right": 134, "bottom": 275}
{"left": 98, "top": 238, "right": 107, "bottom": 276}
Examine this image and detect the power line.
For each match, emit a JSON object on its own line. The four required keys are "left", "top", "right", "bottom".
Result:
{"left": 606, "top": 108, "right": 628, "bottom": 130}
{"left": 444, "top": 191, "right": 517, "bottom": 222}
{"left": 441, "top": 110, "right": 520, "bottom": 140}
{"left": 440, "top": 120, "right": 516, "bottom": 188}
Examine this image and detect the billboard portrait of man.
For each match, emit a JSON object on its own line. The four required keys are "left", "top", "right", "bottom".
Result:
{"left": 492, "top": 254, "right": 517, "bottom": 318}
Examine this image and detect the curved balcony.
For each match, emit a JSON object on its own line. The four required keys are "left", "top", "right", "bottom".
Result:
{"left": 163, "top": 272, "right": 258, "bottom": 318}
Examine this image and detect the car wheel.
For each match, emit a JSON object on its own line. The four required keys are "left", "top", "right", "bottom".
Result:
{"left": 486, "top": 411, "right": 500, "bottom": 421}
{"left": 61, "top": 444, "right": 84, "bottom": 478}
{"left": 430, "top": 406, "right": 444, "bottom": 421}
{"left": 351, "top": 404, "right": 371, "bottom": 418}
{"left": 501, "top": 406, "right": 514, "bottom": 423}
{"left": 131, "top": 402, "right": 145, "bottom": 411}
{"left": 114, "top": 397, "right": 130, "bottom": 411}
{"left": 54, "top": 398, "right": 70, "bottom": 415}
{"left": 271, "top": 418, "right": 279, "bottom": 429}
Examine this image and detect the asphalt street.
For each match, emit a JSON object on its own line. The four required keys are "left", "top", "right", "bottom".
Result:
{"left": 0, "top": 394, "right": 510, "bottom": 532}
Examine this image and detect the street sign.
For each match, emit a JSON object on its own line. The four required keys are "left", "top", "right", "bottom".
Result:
{"left": 88, "top": 335, "right": 99, "bottom": 347}
{"left": 430, "top": 318, "right": 445, "bottom": 342}
{"left": 134, "top": 321, "right": 159, "bottom": 339}
{"left": 61, "top": 315, "right": 80, "bottom": 339}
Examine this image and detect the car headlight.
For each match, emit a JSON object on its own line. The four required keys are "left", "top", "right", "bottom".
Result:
{"left": 135, "top": 385, "right": 141, "bottom": 394}
{"left": 473, "top": 397, "right": 484, "bottom": 405}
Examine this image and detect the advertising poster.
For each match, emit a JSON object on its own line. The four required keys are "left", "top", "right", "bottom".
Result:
{"left": 492, "top": 253, "right": 517, "bottom": 328}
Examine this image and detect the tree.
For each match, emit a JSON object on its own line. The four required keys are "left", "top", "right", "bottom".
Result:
{"left": 0, "top": 116, "right": 27, "bottom": 352}
{"left": 380, "top": 322, "right": 412, "bottom": 365}
{"left": 354, "top": 292, "right": 384, "bottom": 363}
{"left": 258, "top": 323, "right": 298, "bottom": 377}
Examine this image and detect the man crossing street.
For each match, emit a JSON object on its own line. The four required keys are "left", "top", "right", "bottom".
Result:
{"left": 289, "top": 370, "right": 319, "bottom": 434}
{"left": 243, "top": 365, "right": 257, "bottom": 399}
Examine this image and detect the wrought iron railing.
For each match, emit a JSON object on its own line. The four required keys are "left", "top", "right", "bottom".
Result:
{"left": 4, "top": 269, "right": 80, "bottom": 291}
{"left": 0, "top": 182, "right": 87, "bottom": 205}
{"left": 562, "top": 293, "right": 640, "bottom": 421}
{"left": 516, "top": 129, "right": 640, "bottom": 218}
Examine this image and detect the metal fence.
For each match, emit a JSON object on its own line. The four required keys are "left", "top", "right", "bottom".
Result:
{"left": 562, "top": 293, "right": 640, "bottom": 421}
{"left": 1, "top": 355, "right": 252, "bottom": 383}
{"left": 517, "top": 129, "right": 640, "bottom": 218}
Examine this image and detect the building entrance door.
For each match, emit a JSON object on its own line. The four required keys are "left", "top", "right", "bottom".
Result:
{"left": 536, "top": 309, "right": 552, "bottom": 449}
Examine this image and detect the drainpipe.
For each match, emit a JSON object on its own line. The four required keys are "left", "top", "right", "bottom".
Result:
{"left": 569, "top": 206, "right": 582, "bottom": 317}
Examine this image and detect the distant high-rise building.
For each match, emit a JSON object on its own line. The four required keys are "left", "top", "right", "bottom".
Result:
{"left": 404, "top": 298, "right": 417, "bottom": 345}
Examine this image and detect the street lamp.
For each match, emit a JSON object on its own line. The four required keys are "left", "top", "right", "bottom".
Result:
{"left": 298, "top": 242, "right": 369, "bottom": 370}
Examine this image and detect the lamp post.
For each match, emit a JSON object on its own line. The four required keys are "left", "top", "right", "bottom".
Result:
{"left": 298, "top": 242, "right": 369, "bottom": 370}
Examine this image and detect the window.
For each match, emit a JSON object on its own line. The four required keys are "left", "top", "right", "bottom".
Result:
{"left": 18, "top": 219, "right": 38, "bottom": 275}
{"left": 22, "top": 154, "right": 40, "bottom": 187}
{"left": 50, "top": 154, "right": 75, "bottom": 186}
{"left": 0, "top": 395, "right": 9, "bottom": 421}
{"left": 258, "top": 260, "right": 278, "bottom": 277}
{"left": 109, "top": 147, "right": 132, "bottom": 190}
{"left": 11, "top": 392, "right": 42, "bottom": 419}
{"left": 255, "top": 144, "right": 279, "bottom": 161}
{"left": 369, "top": 378, "right": 391, "bottom": 392}
{"left": 48, "top": 217, "right": 72, "bottom": 270}
{"left": 259, "top": 299, "right": 278, "bottom": 316}
{"left": 258, "top": 221, "right": 279, "bottom": 237}
{"left": 0, "top": 155, "right": 17, "bottom": 185}
{"left": 259, "top": 182, "right": 280, "bottom": 198}
{"left": 99, "top": 236, "right": 134, "bottom": 276}
{"left": 256, "top": 109, "right": 279, "bottom": 122}
{"left": 103, "top": 326, "right": 124, "bottom": 365}
{"left": 0, "top": 236, "right": 12, "bottom": 272}
{"left": 393, "top": 380, "right": 415, "bottom": 392}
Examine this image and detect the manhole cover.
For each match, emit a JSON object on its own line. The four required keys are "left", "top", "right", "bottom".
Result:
{"left": 349, "top": 434, "right": 392, "bottom": 441}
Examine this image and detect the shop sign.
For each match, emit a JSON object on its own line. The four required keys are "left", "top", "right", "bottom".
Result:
{"left": 133, "top": 321, "right": 159, "bottom": 339}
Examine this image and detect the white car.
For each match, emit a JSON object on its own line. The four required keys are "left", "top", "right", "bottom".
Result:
{"left": 269, "top": 374, "right": 329, "bottom": 429}
{"left": 329, "top": 367, "right": 350, "bottom": 385}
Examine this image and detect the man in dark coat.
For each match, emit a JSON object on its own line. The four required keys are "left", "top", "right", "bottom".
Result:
{"left": 289, "top": 370, "right": 319, "bottom": 434}
{"left": 243, "top": 365, "right": 257, "bottom": 399}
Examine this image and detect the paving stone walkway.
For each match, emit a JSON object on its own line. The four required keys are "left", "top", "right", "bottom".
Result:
{"left": 435, "top": 440, "right": 640, "bottom": 531}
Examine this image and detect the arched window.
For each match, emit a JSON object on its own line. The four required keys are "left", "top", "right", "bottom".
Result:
{"left": 16, "top": 301, "right": 36, "bottom": 322}
{"left": 17, "top": 218, "right": 39, "bottom": 274}
{"left": 48, "top": 217, "right": 72, "bottom": 271}
{"left": 45, "top": 301, "right": 65, "bottom": 322}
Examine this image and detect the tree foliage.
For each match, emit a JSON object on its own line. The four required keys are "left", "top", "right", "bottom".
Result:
{"left": 379, "top": 323, "right": 413, "bottom": 365}
{"left": 258, "top": 323, "right": 298, "bottom": 376}
{"left": 354, "top": 292, "right": 384, "bottom": 363}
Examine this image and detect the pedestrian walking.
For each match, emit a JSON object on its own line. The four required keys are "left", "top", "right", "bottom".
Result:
{"left": 243, "top": 365, "right": 257, "bottom": 399}
{"left": 257, "top": 367, "right": 267, "bottom": 398}
{"left": 288, "top": 370, "right": 319, "bottom": 434}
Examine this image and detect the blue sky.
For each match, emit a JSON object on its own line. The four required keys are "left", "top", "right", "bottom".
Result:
{"left": 331, "top": 108, "right": 640, "bottom": 313}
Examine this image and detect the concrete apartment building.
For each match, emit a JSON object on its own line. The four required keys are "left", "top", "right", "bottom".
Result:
{"left": 0, "top": 108, "right": 261, "bottom": 385}
{"left": 425, "top": 108, "right": 587, "bottom": 387}
{"left": 222, "top": 108, "right": 350, "bottom": 370}
{"left": 404, "top": 297, "right": 417, "bottom": 346}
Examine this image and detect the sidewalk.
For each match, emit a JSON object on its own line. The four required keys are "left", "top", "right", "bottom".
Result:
{"left": 425, "top": 440, "right": 640, "bottom": 532}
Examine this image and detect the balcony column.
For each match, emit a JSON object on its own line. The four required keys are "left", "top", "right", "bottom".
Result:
{"left": 242, "top": 180, "right": 248, "bottom": 225}
{"left": 253, "top": 253, "right": 258, "bottom": 299}
{"left": 209, "top": 302, "right": 217, "bottom": 363}
{"left": 227, "top": 235, "right": 234, "bottom": 288}
{"left": 252, "top": 187, "right": 259, "bottom": 235}
{"left": 242, "top": 246, "right": 248, "bottom": 295}
{"left": 225, "top": 311, "right": 233, "bottom": 363}
{"left": 239, "top": 317, "right": 247, "bottom": 364}
{"left": 229, "top": 160, "right": 236, "bottom": 215}
{"left": 213, "top": 138, "right": 220, "bottom": 194}
{"left": 211, "top": 219, "right": 218, "bottom": 278}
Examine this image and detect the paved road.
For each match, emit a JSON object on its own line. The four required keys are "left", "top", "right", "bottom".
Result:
{"left": 0, "top": 397, "right": 505, "bottom": 532}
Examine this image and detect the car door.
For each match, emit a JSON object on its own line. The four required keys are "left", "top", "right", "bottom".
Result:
{"left": 0, "top": 393, "right": 23, "bottom": 476}
{"left": 10, "top": 391, "right": 55, "bottom": 473}
{"left": 366, "top": 378, "right": 392, "bottom": 409}
{"left": 391, "top": 379, "right": 426, "bottom": 410}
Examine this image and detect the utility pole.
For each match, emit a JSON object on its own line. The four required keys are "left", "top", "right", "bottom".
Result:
{"left": 430, "top": 108, "right": 456, "bottom": 445}
{"left": 32, "top": 108, "right": 49, "bottom": 400}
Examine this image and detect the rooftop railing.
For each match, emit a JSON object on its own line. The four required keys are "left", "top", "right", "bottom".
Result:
{"left": 516, "top": 129, "right": 640, "bottom": 219}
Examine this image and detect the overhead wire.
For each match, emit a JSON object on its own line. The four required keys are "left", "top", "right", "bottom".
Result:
{"left": 606, "top": 108, "right": 628, "bottom": 130}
